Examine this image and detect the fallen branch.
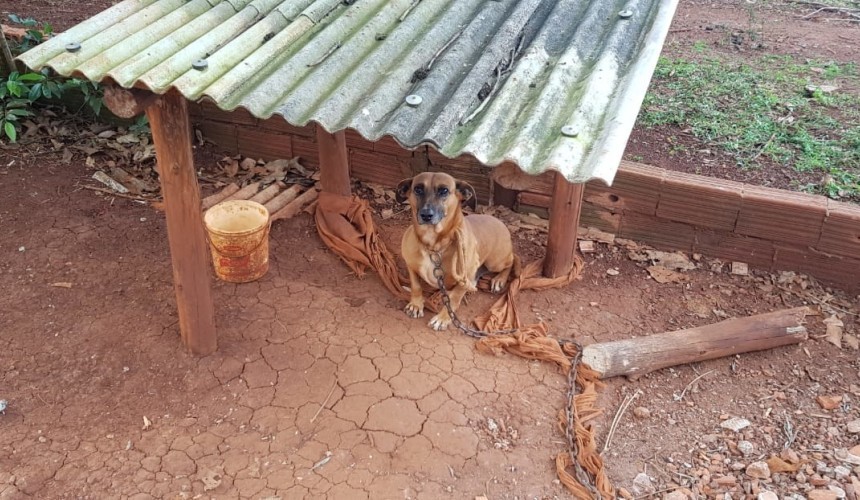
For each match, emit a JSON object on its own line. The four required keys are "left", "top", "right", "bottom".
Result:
{"left": 582, "top": 307, "right": 809, "bottom": 378}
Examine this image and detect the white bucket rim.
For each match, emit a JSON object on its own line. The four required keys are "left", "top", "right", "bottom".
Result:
{"left": 204, "top": 200, "right": 270, "bottom": 237}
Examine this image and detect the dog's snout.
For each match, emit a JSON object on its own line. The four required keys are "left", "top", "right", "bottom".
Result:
{"left": 419, "top": 208, "right": 434, "bottom": 223}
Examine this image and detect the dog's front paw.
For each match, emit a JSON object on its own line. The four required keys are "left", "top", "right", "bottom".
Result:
{"left": 490, "top": 277, "right": 506, "bottom": 294}
{"left": 428, "top": 311, "right": 451, "bottom": 331}
{"left": 404, "top": 301, "right": 424, "bottom": 318}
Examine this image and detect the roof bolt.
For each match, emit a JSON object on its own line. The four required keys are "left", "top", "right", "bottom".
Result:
{"left": 405, "top": 94, "right": 423, "bottom": 107}
{"left": 65, "top": 42, "right": 81, "bottom": 53}
{"left": 192, "top": 59, "right": 209, "bottom": 71}
{"left": 619, "top": 9, "right": 634, "bottom": 19}
{"left": 561, "top": 125, "right": 579, "bottom": 137}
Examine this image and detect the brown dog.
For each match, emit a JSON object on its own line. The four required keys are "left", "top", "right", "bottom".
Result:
{"left": 396, "top": 172, "right": 519, "bottom": 330}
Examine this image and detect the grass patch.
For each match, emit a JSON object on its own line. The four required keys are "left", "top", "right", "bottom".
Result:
{"left": 638, "top": 53, "right": 860, "bottom": 201}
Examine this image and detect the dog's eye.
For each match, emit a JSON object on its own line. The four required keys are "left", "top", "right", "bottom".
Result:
{"left": 438, "top": 187, "right": 449, "bottom": 196}
{"left": 413, "top": 185, "right": 424, "bottom": 195}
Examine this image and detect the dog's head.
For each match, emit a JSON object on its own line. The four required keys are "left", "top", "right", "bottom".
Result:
{"left": 396, "top": 172, "right": 477, "bottom": 226}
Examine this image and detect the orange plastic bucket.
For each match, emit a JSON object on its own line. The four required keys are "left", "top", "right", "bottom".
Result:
{"left": 203, "top": 200, "right": 270, "bottom": 283}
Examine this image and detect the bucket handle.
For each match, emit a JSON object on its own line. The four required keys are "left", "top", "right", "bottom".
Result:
{"left": 205, "top": 220, "right": 272, "bottom": 255}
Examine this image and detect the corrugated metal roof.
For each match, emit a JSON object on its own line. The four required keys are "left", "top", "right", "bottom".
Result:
{"left": 17, "top": 0, "right": 678, "bottom": 185}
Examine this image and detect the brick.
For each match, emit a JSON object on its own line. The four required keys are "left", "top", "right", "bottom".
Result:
{"left": 517, "top": 192, "right": 551, "bottom": 209}
{"left": 694, "top": 229, "right": 775, "bottom": 270}
{"left": 619, "top": 212, "right": 695, "bottom": 252}
{"left": 345, "top": 129, "right": 372, "bottom": 150}
{"left": 583, "top": 181, "right": 624, "bottom": 213}
{"left": 374, "top": 136, "right": 410, "bottom": 157}
{"left": 736, "top": 186, "right": 826, "bottom": 246}
{"left": 611, "top": 161, "right": 667, "bottom": 215}
{"left": 236, "top": 127, "right": 291, "bottom": 161}
{"left": 258, "top": 116, "right": 315, "bottom": 137}
{"left": 774, "top": 245, "right": 860, "bottom": 292}
{"left": 194, "top": 100, "right": 257, "bottom": 126}
{"left": 193, "top": 121, "right": 238, "bottom": 152}
{"left": 581, "top": 205, "right": 621, "bottom": 233}
{"left": 291, "top": 137, "right": 319, "bottom": 169}
{"left": 657, "top": 172, "right": 743, "bottom": 231}
{"left": 817, "top": 200, "right": 860, "bottom": 258}
{"left": 350, "top": 149, "right": 411, "bottom": 186}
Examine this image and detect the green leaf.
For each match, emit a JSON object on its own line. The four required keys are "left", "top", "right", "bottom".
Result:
{"left": 7, "top": 108, "right": 32, "bottom": 117}
{"left": 18, "top": 72, "right": 44, "bottom": 82}
{"left": 28, "top": 83, "right": 42, "bottom": 101}
{"left": 4, "top": 121, "right": 17, "bottom": 142}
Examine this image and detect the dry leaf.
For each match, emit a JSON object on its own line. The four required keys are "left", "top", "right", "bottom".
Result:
{"left": 823, "top": 315, "right": 844, "bottom": 348}
{"left": 223, "top": 159, "right": 239, "bottom": 178}
{"left": 240, "top": 158, "right": 257, "bottom": 170}
{"left": 647, "top": 265, "right": 688, "bottom": 284}
{"left": 142, "top": 416, "right": 152, "bottom": 430}
{"left": 845, "top": 334, "right": 859, "bottom": 350}
{"left": 767, "top": 456, "right": 800, "bottom": 473}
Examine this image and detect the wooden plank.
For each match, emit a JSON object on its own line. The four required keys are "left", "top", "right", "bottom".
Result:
{"left": 583, "top": 307, "right": 809, "bottom": 379}
{"left": 146, "top": 90, "right": 217, "bottom": 355}
{"left": 317, "top": 128, "right": 351, "bottom": 196}
{"left": 543, "top": 173, "right": 585, "bottom": 278}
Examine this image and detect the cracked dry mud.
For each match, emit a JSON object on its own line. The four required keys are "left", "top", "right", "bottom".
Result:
{"left": 2, "top": 154, "right": 859, "bottom": 500}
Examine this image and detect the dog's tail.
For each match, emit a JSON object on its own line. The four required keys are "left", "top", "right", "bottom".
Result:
{"left": 511, "top": 254, "right": 523, "bottom": 279}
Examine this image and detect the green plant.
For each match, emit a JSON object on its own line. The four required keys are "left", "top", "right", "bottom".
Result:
{"left": 7, "top": 14, "right": 53, "bottom": 54}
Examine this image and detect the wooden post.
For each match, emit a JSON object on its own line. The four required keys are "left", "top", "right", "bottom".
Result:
{"left": 103, "top": 85, "right": 160, "bottom": 118}
{"left": 316, "top": 127, "right": 351, "bottom": 196}
{"left": 582, "top": 307, "right": 809, "bottom": 379}
{"left": 146, "top": 90, "right": 217, "bottom": 355}
{"left": 543, "top": 172, "right": 585, "bottom": 278}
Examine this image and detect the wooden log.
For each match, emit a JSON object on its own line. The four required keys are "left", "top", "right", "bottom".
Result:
{"left": 543, "top": 172, "right": 585, "bottom": 278}
{"left": 249, "top": 181, "right": 285, "bottom": 205}
{"left": 316, "top": 128, "right": 351, "bottom": 196}
{"left": 146, "top": 89, "right": 217, "bottom": 355}
{"left": 201, "top": 183, "right": 240, "bottom": 211}
{"left": 223, "top": 181, "right": 261, "bottom": 202}
{"left": 582, "top": 307, "right": 809, "bottom": 379}
{"left": 271, "top": 188, "right": 319, "bottom": 221}
{"left": 263, "top": 184, "right": 303, "bottom": 214}
{"left": 104, "top": 85, "right": 160, "bottom": 118}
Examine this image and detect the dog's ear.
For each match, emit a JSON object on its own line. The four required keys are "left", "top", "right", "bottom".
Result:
{"left": 455, "top": 180, "right": 478, "bottom": 211}
{"left": 395, "top": 178, "right": 413, "bottom": 204}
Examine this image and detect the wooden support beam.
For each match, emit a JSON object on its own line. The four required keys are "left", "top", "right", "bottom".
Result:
{"left": 316, "top": 128, "right": 351, "bottom": 196}
{"left": 104, "top": 85, "right": 160, "bottom": 119}
{"left": 146, "top": 90, "right": 217, "bottom": 355}
{"left": 582, "top": 307, "right": 809, "bottom": 379}
{"left": 543, "top": 172, "right": 585, "bottom": 278}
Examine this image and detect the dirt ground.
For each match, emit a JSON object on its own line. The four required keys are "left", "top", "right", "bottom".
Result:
{"left": 2, "top": 2, "right": 860, "bottom": 500}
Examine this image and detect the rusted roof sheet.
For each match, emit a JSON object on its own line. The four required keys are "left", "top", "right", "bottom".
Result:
{"left": 18, "top": 0, "right": 678, "bottom": 185}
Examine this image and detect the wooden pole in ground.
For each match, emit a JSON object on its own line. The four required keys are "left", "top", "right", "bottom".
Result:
{"left": 316, "top": 127, "right": 351, "bottom": 196}
{"left": 543, "top": 172, "right": 585, "bottom": 278}
{"left": 146, "top": 90, "right": 217, "bottom": 355}
{"left": 582, "top": 307, "right": 809, "bottom": 379}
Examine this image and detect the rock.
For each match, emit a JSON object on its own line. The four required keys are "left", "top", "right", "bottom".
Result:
{"left": 738, "top": 440, "right": 754, "bottom": 457}
{"left": 380, "top": 208, "right": 394, "bottom": 220}
{"left": 606, "top": 268, "right": 620, "bottom": 276}
{"left": 665, "top": 490, "right": 688, "bottom": 500}
{"left": 845, "top": 334, "right": 859, "bottom": 350}
{"left": 720, "top": 417, "right": 751, "bottom": 432}
{"left": 618, "top": 487, "right": 634, "bottom": 499}
{"left": 633, "top": 407, "right": 651, "bottom": 419}
{"left": 823, "top": 315, "right": 844, "bottom": 348}
{"left": 834, "top": 465, "right": 850, "bottom": 479}
{"left": 817, "top": 394, "right": 843, "bottom": 410}
{"left": 632, "top": 473, "right": 656, "bottom": 496}
{"left": 746, "top": 461, "right": 771, "bottom": 479}
{"left": 847, "top": 419, "right": 860, "bottom": 434}
{"left": 579, "top": 240, "right": 596, "bottom": 254}
{"left": 731, "top": 262, "right": 749, "bottom": 275}
{"left": 758, "top": 491, "right": 779, "bottom": 500}
{"left": 805, "top": 84, "right": 839, "bottom": 96}
{"left": 829, "top": 485, "right": 846, "bottom": 499}
{"left": 200, "top": 470, "right": 222, "bottom": 491}
{"left": 807, "top": 489, "right": 839, "bottom": 500}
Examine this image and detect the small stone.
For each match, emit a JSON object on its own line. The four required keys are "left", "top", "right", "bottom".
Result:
{"left": 380, "top": 208, "right": 394, "bottom": 220}
{"left": 633, "top": 407, "right": 651, "bottom": 419}
{"left": 665, "top": 490, "right": 689, "bottom": 500}
{"left": 758, "top": 491, "right": 779, "bottom": 500}
{"left": 731, "top": 262, "right": 749, "bottom": 275}
{"left": 18, "top": 246, "right": 25, "bottom": 252}
{"left": 746, "top": 461, "right": 771, "bottom": 479}
{"left": 720, "top": 417, "right": 751, "bottom": 432}
{"left": 847, "top": 419, "right": 860, "bottom": 434}
{"left": 579, "top": 240, "right": 596, "bottom": 253}
{"left": 845, "top": 334, "right": 859, "bottom": 350}
{"left": 618, "top": 487, "right": 634, "bottom": 499}
{"left": 606, "top": 268, "right": 620, "bottom": 276}
{"left": 834, "top": 465, "right": 851, "bottom": 479}
{"left": 805, "top": 84, "right": 839, "bottom": 96}
{"left": 632, "top": 473, "right": 655, "bottom": 496}
{"left": 817, "top": 395, "right": 843, "bottom": 410}
{"left": 807, "top": 489, "right": 839, "bottom": 500}
{"left": 829, "top": 485, "right": 846, "bottom": 499}
{"left": 738, "top": 440, "right": 754, "bottom": 457}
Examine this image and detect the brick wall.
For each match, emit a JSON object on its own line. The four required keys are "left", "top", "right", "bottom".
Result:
{"left": 190, "top": 103, "right": 860, "bottom": 292}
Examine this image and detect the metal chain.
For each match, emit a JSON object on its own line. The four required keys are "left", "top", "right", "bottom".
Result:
{"left": 430, "top": 250, "right": 601, "bottom": 498}
{"left": 429, "top": 251, "right": 518, "bottom": 338}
